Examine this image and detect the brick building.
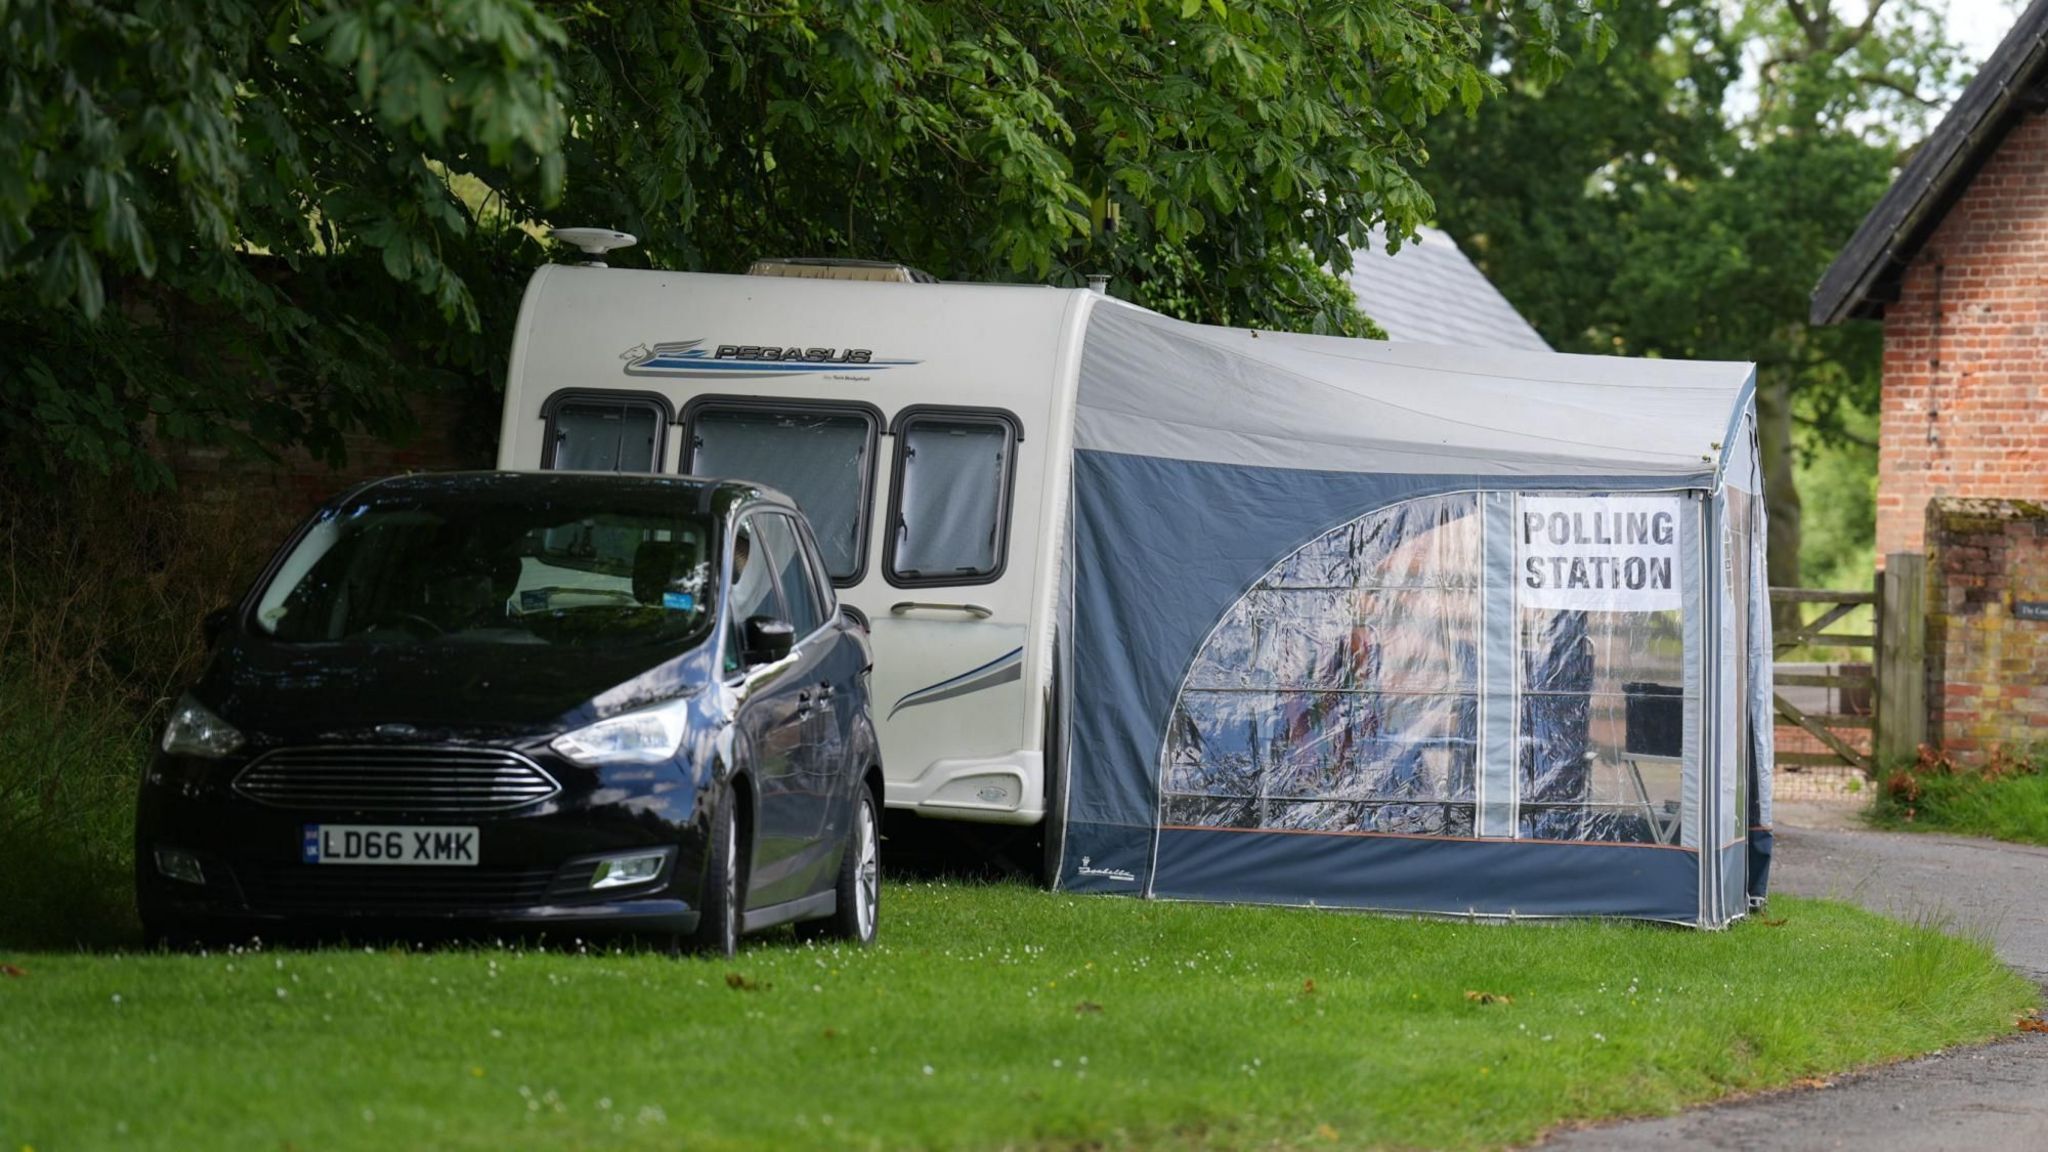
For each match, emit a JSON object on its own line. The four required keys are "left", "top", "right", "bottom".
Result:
{"left": 1814, "top": 2, "right": 2048, "bottom": 763}
{"left": 1812, "top": 2, "right": 2048, "bottom": 559}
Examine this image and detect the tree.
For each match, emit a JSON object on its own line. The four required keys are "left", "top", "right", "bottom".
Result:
{"left": 0, "top": 0, "right": 569, "bottom": 488}
{"left": 1422, "top": 0, "right": 1959, "bottom": 592}
{"left": 1421, "top": 1, "right": 1741, "bottom": 344}
{"left": 1, "top": 0, "right": 1605, "bottom": 487}
{"left": 542, "top": 1, "right": 1601, "bottom": 336}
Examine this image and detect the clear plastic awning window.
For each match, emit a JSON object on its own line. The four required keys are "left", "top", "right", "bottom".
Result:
{"left": 1162, "top": 492, "right": 1696, "bottom": 845}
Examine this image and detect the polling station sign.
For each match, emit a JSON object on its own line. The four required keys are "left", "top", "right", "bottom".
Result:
{"left": 1517, "top": 495, "right": 1683, "bottom": 613}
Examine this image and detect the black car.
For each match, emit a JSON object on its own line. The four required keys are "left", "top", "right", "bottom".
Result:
{"left": 136, "top": 472, "right": 882, "bottom": 955}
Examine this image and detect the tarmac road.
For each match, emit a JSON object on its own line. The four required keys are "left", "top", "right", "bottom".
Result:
{"left": 1541, "top": 803, "right": 2048, "bottom": 1151}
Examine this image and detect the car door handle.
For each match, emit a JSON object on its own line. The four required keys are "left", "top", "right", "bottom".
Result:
{"left": 890, "top": 601, "right": 993, "bottom": 619}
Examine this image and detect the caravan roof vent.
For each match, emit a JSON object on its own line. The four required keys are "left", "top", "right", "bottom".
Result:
{"left": 747, "top": 257, "right": 936, "bottom": 284}
{"left": 552, "top": 227, "right": 638, "bottom": 267}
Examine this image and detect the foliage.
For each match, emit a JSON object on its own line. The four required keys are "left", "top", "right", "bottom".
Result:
{"left": 1420, "top": 1, "right": 1741, "bottom": 348}
{"left": 0, "top": 0, "right": 1607, "bottom": 488}
{"left": 0, "top": 480, "right": 279, "bottom": 717}
{"left": 1795, "top": 404, "right": 1878, "bottom": 588}
{"left": 543, "top": 1, "right": 1582, "bottom": 333}
{"left": 0, "top": 881, "right": 2034, "bottom": 1148}
{"left": 0, "top": 0, "right": 569, "bottom": 488}
{"left": 0, "top": 681, "right": 143, "bottom": 950}
{"left": 1422, "top": 1, "right": 1962, "bottom": 589}
{"left": 0, "top": 478, "right": 282, "bottom": 948}
{"left": 1874, "top": 750, "right": 2048, "bottom": 846}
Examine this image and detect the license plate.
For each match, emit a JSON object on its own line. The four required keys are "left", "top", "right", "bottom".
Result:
{"left": 302, "top": 825, "right": 479, "bottom": 866}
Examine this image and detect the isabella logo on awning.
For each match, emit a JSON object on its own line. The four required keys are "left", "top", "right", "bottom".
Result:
{"left": 1517, "top": 495, "right": 1683, "bottom": 613}
{"left": 1075, "top": 856, "right": 1136, "bottom": 883}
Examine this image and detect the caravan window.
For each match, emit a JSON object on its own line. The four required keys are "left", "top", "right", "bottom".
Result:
{"left": 886, "top": 409, "right": 1020, "bottom": 587}
{"left": 542, "top": 391, "right": 670, "bottom": 473}
{"left": 685, "top": 402, "right": 879, "bottom": 586}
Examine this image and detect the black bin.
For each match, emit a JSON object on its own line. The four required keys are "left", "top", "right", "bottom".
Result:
{"left": 1622, "top": 682, "right": 1683, "bottom": 758}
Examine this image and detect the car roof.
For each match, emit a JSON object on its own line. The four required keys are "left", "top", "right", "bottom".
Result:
{"left": 338, "top": 470, "right": 792, "bottom": 519}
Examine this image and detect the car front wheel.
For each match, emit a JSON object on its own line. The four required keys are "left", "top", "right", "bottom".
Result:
{"left": 687, "top": 788, "right": 742, "bottom": 957}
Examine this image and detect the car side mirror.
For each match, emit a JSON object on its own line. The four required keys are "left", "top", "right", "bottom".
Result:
{"left": 202, "top": 605, "right": 235, "bottom": 647}
{"left": 741, "top": 615, "right": 795, "bottom": 666}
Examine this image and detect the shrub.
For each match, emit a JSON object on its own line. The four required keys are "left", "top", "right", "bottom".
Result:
{"left": 0, "top": 479, "right": 280, "bottom": 945}
{"left": 1871, "top": 744, "right": 2048, "bottom": 846}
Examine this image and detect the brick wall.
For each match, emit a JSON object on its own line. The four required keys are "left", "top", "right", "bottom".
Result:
{"left": 163, "top": 388, "right": 493, "bottom": 534}
{"left": 1924, "top": 497, "right": 2048, "bottom": 764}
{"left": 1876, "top": 112, "right": 2048, "bottom": 560}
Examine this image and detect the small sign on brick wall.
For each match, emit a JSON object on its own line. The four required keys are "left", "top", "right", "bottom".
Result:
{"left": 2014, "top": 600, "right": 2048, "bottom": 622}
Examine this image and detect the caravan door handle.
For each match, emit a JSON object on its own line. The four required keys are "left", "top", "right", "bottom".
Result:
{"left": 889, "top": 601, "right": 993, "bottom": 620}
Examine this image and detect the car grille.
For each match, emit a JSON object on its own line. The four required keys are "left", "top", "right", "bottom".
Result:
{"left": 235, "top": 865, "right": 562, "bottom": 912}
{"left": 232, "top": 746, "right": 561, "bottom": 813}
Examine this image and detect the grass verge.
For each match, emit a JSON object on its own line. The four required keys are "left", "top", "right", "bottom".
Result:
{"left": 0, "top": 683, "right": 148, "bottom": 950}
{"left": 0, "top": 887, "right": 2033, "bottom": 1152}
{"left": 1872, "top": 756, "right": 2048, "bottom": 846}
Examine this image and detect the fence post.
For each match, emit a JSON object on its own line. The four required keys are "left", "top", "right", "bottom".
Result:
{"left": 1875, "top": 552, "right": 1927, "bottom": 769}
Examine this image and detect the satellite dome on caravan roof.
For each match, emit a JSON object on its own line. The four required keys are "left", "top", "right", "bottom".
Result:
{"left": 497, "top": 262, "right": 1771, "bottom": 927}
{"left": 550, "top": 227, "right": 638, "bottom": 266}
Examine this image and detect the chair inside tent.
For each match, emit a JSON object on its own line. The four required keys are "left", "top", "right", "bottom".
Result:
{"left": 1053, "top": 302, "right": 1772, "bottom": 928}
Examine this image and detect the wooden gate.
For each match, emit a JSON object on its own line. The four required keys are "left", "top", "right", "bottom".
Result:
{"left": 1769, "top": 552, "right": 1927, "bottom": 775}
{"left": 1771, "top": 588, "right": 1875, "bottom": 773}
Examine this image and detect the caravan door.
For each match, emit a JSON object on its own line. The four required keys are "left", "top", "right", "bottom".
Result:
{"left": 866, "top": 406, "right": 1037, "bottom": 823}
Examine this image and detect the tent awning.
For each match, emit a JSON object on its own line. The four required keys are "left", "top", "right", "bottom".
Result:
{"left": 1077, "top": 302, "right": 1756, "bottom": 483}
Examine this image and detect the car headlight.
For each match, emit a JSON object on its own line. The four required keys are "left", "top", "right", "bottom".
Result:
{"left": 160, "top": 695, "right": 245, "bottom": 758}
{"left": 550, "top": 697, "right": 692, "bottom": 766}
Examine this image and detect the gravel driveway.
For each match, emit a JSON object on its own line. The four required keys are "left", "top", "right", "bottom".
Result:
{"left": 1542, "top": 803, "right": 2048, "bottom": 1151}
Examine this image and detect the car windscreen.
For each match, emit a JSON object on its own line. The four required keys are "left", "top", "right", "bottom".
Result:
{"left": 252, "top": 493, "right": 716, "bottom": 648}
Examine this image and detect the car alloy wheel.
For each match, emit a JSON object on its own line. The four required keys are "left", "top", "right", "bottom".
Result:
{"left": 854, "top": 792, "right": 878, "bottom": 943}
{"left": 804, "top": 783, "right": 880, "bottom": 946}
{"left": 717, "top": 803, "right": 739, "bottom": 952}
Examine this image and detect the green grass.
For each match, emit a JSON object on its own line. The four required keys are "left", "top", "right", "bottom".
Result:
{"left": 1872, "top": 765, "right": 2048, "bottom": 846}
{"left": 0, "top": 683, "right": 148, "bottom": 950}
{"left": 0, "top": 887, "right": 2033, "bottom": 1152}
{"left": 1, "top": 677, "right": 2035, "bottom": 1149}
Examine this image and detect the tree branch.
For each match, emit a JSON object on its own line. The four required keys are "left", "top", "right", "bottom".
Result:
{"left": 1855, "top": 71, "right": 1940, "bottom": 107}
{"left": 1784, "top": 0, "right": 1825, "bottom": 47}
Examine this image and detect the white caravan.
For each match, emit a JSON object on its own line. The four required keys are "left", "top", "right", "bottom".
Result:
{"left": 496, "top": 258, "right": 1092, "bottom": 833}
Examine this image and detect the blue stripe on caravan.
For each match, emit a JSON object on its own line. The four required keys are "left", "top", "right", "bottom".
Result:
{"left": 889, "top": 647, "right": 1024, "bottom": 718}
{"left": 633, "top": 359, "right": 920, "bottom": 373}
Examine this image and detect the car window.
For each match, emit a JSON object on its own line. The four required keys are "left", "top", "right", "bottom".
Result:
{"left": 724, "top": 518, "right": 786, "bottom": 675}
{"left": 727, "top": 518, "right": 784, "bottom": 626}
{"left": 253, "top": 492, "right": 712, "bottom": 648}
{"left": 796, "top": 518, "right": 837, "bottom": 620}
{"left": 546, "top": 394, "right": 665, "bottom": 472}
{"left": 756, "top": 514, "right": 823, "bottom": 638}
{"left": 888, "top": 413, "right": 1014, "bottom": 584}
{"left": 687, "top": 406, "right": 876, "bottom": 582}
